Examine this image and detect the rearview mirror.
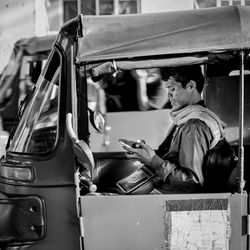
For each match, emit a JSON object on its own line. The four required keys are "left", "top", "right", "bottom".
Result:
{"left": 88, "top": 108, "right": 105, "bottom": 133}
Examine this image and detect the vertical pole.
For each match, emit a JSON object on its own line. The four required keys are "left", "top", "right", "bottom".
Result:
{"left": 96, "top": 0, "right": 99, "bottom": 15}
{"left": 216, "top": 0, "right": 221, "bottom": 7}
{"left": 202, "top": 64, "right": 207, "bottom": 101}
{"left": 137, "top": 0, "right": 141, "bottom": 13}
{"left": 193, "top": 0, "right": 200, "bottom": 9}
{"left": 114, "top": 0, "right": 119, "bottom": 15}
{"left": 77, "top": 0, "right": 81, "bottom": 14}
{"left": 238, "top": 51, "right": 245, "bottom": 194}
{"left": 70, "top": 45, "right": 83, "bottom": 249}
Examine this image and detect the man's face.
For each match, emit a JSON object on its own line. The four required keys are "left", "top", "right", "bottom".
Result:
{"left": 165, "top": 76, "right": 191, "bottom": 111}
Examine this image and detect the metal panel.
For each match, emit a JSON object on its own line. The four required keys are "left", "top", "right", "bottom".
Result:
{"left": 81, "top": 193, "right": 247, "bottom": 250}
{"left": 0, "top": 196, "right": 45, "bottom": 243}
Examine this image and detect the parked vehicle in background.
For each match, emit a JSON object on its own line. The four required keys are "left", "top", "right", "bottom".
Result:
{"left": 0, "top": 34, "right": 56, "bottom": 134}
{"left": 0, "top": 6, "right": 250, "bottom": 250}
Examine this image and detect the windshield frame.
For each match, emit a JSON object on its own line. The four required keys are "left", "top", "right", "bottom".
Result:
{"left": 8, "top": 47, "right": 63, "bottom": 155}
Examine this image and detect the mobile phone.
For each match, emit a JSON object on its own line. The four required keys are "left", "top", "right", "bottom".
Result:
{"left": 120, "top": 141, "right": 133, "bottom": 149}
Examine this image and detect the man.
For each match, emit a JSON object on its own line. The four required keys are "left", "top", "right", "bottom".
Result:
{"left": 119, "top": 65, "right": 225, "bottom": 193}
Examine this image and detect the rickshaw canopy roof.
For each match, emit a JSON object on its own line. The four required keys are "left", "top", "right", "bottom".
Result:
{"left": 78, "top": 6, "right": 250, "bottom": 63}
{"left": 15, "top": 34, "right": 56, "bottom": 55}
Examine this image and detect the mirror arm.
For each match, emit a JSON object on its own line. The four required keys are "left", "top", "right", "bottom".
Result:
{"left": 66, "top": 112, "right": 95, "bottom": 170}
{"left": 66, "top": 113, "right": 78, "bottom": 143}
{"left": 66, "top": 113, "right": 97, "bottom": 194}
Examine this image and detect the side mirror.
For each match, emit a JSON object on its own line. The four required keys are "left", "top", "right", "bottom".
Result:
{"left": 66, "top": 113, "right": 95, "bottom": 175}
{"left": 88, "top": 108, "right": 105, "bottom": 133}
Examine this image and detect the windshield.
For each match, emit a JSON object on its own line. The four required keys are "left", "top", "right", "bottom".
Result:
{"left": 9, "top": 51, "right": 60, "bottom": 154}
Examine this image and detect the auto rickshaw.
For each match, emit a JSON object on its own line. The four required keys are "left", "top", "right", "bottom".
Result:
{"left": 0, "top": 5, "right": 250, "bottom": 250}
{"left": 0, "top": 34, "right": 56, "bottom": 134}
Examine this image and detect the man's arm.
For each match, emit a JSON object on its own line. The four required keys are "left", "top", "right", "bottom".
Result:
{"left": 121, "top": 120, "right": 212, "bottom": 192}
{"left": 151, "top": 119, "right": 213, "bottom": 192}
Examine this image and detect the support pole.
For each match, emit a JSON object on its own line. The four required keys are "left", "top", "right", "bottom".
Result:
{"left": 77, "top": 0, "right": 81, "bottom": 14}
{"left": 238, "top": 50, "right": 245, "bottom": 194}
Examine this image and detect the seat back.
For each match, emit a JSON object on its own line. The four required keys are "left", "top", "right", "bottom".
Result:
{"left": 202, "top": 138, "right": 238, "bottom": 192}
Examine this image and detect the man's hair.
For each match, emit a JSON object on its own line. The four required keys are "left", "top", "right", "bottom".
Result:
{"left": 161, "top": 65, "right": 204, "bottom": 93}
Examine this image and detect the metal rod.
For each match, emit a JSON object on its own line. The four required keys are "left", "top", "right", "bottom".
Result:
{"left": 114, "top": 0, "right": 119, "bottom": 15}
{"left": 216, "top": 0, "right": 221, "bottom": 7}
{"left": 96, "top": 0, "right": 99, "bottom": 15}
{"left": 238, "top": 50, "right": 245, "bottom": 194}
{"left": 77, "top": 0, "right": 81, "bottom": 15}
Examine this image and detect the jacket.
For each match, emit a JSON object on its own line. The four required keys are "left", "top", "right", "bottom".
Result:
{"left": 150, "top": 101, "right": 225, "bottom": 193}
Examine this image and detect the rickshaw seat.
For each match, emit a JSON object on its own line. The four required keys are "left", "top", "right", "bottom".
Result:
{"left": 202, "top": 138, "right": 238, "bottom": 193}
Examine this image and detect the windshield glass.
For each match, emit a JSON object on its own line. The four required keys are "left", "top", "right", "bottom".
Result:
{"left": 9, "top": 51, "right": 60, "bottom": 154}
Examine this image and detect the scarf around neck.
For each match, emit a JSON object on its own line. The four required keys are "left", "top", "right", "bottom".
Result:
{"left": 170, "top": 104, "right": 226, "bottom": 149}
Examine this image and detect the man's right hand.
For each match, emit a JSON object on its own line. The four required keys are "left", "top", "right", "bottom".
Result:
{"left": 119, "top": 139, "right": 156, "bottom": 166}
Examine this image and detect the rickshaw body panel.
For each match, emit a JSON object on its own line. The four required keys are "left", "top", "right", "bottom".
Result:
{"left": 0, "top": 185, "right": 79, "bottom": 250}
{"left": 81, "top": 193, "right": 247, "bottom": 250}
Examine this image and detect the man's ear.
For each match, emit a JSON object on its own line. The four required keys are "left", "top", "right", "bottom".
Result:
{"left": 186, "top": 80, "right": 196, "bottom": 92}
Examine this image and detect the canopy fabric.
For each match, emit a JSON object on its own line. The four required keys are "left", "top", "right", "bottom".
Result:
{"left": 15, "top": 34, "right": 56, "bottom": 55}
{"left": 78, "top": 6, "right": 250, "bottom": 63}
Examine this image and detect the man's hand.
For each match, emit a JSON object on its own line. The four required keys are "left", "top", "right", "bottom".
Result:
{"left": 119, "top": 139, "right": 156, "bottom": 166}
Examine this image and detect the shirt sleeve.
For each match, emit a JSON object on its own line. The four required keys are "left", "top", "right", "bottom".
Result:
{"left": 150, "top": 119, "right": 213, "bottom": 192}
